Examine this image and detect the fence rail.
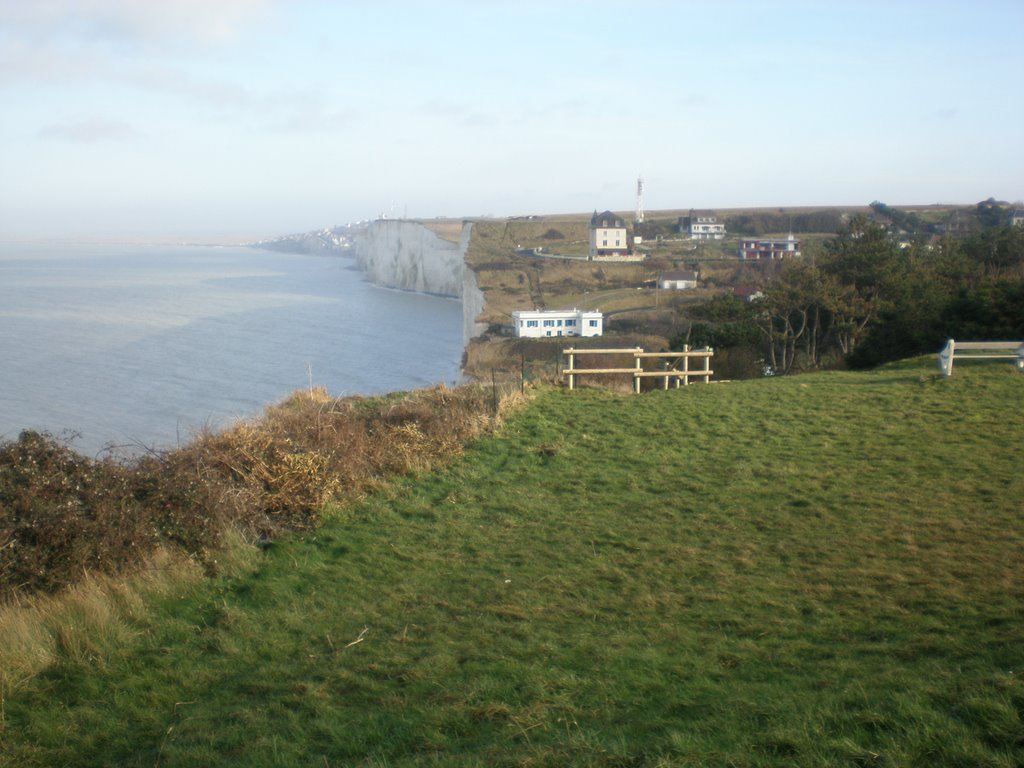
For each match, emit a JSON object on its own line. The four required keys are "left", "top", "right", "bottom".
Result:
{"left": 563, "top": 346, "right": 714, "bottom": 393}
{"left": 938, "top": 338, "right": 1024, "bottom": 377}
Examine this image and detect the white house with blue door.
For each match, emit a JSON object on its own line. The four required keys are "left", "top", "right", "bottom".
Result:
{"left": 512, "top": 309, "right": 603, "bottom": 338}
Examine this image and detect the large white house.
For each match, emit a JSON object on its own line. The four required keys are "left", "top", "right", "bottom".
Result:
{"left": 512, "top": 309, "right": 603, "bottom": 338}
{"left": 589, "top": 210, "right": 630, "bottom": 259}
{"left": 678, "top": 210, "right": 726, "bottom": 240}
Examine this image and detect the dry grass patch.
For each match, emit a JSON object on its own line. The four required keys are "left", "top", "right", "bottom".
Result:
{"left": 418, "top": 219, "right": 465, "bottom": 243}
{"left": 0, "top": 544, "right": 217, "bottom": 693}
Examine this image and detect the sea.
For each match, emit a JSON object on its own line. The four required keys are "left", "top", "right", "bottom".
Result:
{"left": 0, "top": 242, "right": 465, "bottom": 456}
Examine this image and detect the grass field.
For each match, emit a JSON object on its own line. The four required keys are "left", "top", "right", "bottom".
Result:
{"left": 2, "top": 359, "right": 1023, "bottom": 766}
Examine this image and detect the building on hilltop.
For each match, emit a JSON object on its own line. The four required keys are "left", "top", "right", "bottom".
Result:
{"left": 678, "top": 210, "right": 726, "bottom": 240}
{"left": 512, "top": 308, "right": 603, "bottom": 338}
{"left": 659, "top": 270, "right": 699, "bottom": 290}
{"left": 739, "top": 234, "right": 801, "bottom": 260}
{"left": 942, "top": 209, "right": 976, "bottom": 239}
{"left": 589, "top": 210, "right": 630, "bottom": 259}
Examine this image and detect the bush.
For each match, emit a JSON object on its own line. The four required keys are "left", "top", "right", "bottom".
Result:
{"left": 0, "top": 386, "right": 505, "bottom": 601}
{"left": 0, "top": 432, "right": 157, "bottom": 598}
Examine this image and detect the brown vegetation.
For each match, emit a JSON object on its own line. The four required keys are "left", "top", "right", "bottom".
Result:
{"left": 0, "top": 385, "right": 516, "bottom": 602}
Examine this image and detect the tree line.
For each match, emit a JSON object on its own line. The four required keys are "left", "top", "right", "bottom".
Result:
{"left": 676, "top": 216, "right": 1024, "bottom": 374}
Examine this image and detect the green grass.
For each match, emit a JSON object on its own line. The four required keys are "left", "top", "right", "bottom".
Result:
{"left": 3, "top": 359, "right": 1023, "bottom": 766}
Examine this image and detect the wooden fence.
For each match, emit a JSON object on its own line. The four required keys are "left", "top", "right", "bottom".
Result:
{"left": 563, "top": 346, "right": 714, "bottom": 393}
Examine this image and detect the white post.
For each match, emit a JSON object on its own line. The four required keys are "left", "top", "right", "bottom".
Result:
{"left": 567, "top": 349, "right": 575, "bottom": 390}
{"left": 938, "top": 339, "right": 955, "bottom": 377}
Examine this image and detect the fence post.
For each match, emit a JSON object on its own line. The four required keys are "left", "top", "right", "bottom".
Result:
{"left": 938, "top": 339, "right": 955, "bottom": 377}
{"left": 567, "top": 348, "right": 576, "bottom": 390}
{"left": 682, "top": 345, "right": 690, "bottom": 386}
{"left": 491, "top": 368, "right": 498, "bottom": 418}
{"left": 703, "top": 347, "right": 712, "bottom": 382}
{"left": 634, "top": 348, "right": 642, "bottom": 394}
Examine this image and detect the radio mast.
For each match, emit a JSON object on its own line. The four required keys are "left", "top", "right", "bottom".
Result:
{"left": 635, "top": 176, "right": 645, "bottom": 224}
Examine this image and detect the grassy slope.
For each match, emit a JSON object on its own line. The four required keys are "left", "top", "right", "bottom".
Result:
{"left": 3, "top": 360, "right": 1023, "bottom": 767}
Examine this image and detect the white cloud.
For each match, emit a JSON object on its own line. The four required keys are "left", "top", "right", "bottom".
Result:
{"left": 37, "top": 118, "right": 146, "bottom": 143}
{"left": 0, "top": 39, "right": 109, "bottom": 85}
{"left": 0, "top": 0, "right": 272, "bottom": 42}
{"left": 123, "top": 64, "right": 258, "bottom": 112}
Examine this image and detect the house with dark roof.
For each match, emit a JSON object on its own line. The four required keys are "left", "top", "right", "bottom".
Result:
{"left": 943, "top": 209, "right": 975, "bottom": 238}
{"left": 678, "top": 210, "right": 726, "bottom": 240}
{"left": 589, "top": 210, "right": 630, "bottom": 259}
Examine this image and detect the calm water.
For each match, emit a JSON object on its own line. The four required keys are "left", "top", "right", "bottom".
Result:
{"left": 0, "top": 243, "right": 464, "bottom": 455}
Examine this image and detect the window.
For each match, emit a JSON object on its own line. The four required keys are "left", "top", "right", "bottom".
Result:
{"left": 602, "top": 239, "right": 608, "bottom": 246}
{"left": 526, "top": 320, "right": 538, "bottom": 327}
{"left": 565, "top": 319, "right": 576, "bottom": 327}
{"left": 556, "top": 319, "right": 563, "bottom": 326}
{"left": 543, "top": 319, "right": 554, "bottom": 327}
{"left": 589, "top": 320, "right": 599, "bottom": 327}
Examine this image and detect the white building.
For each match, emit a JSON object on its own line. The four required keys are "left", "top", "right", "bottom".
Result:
{"left": 512, "top": 309, "right": 603, "bottom": 338}
{"left": 678, "top": 210, "right": 726, "bottom": 240}
{"left": 659, "top": 270, "right": 699, "bottom": 290}
{"left": 589, "top": 210, "right": 630, "bottom": 259}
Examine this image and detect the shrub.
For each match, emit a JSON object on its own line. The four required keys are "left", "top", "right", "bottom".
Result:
{"left": 0, "top": 432, "right": 157, "bottom": 598}
{"left": 0, "top": 385, "right": 508, "bottom": 601}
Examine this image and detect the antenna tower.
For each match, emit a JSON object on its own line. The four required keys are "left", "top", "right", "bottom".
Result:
{"left": 636, "top": 176, "right": 645, "bottom": 223}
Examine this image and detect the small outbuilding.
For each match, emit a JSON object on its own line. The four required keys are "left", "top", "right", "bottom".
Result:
{"left": 659, "top": 270, "right": 699, "bottom": 290}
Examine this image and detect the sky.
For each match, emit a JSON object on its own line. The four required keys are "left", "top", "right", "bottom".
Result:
{"left": 1, "top": 0, "right": 1022, "bottom": 241}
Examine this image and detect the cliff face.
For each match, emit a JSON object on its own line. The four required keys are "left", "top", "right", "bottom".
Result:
{"left": 355, "top": 220, "right": 467, "bottom": 298}
{"left": 354, "top": 219, "right": 486, "bottom": 344}
{"left": 462, "top": 261, "right": 487, "bottom": 345}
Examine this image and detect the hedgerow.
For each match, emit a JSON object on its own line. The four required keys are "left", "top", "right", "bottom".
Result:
{"left": 0, "top": 384, "right": 512, "bottom": 601}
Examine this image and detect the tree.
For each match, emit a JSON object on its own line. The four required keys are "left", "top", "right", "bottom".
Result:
{"left": 941, "top": 280, "right": 1024, "bottom": 340}
{"left": 820, "top": 216, "right": 903, "bottom": 356}
{"left": 962, "top": 225, "right": 1024, "bottom": 279}
{"left": 757, "top": 260, "right": 824, "bottom": 374}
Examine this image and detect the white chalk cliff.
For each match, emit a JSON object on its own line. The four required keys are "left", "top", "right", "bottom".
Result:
{"left": 354, "top": 219, "right": 486, "bottom": 344}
